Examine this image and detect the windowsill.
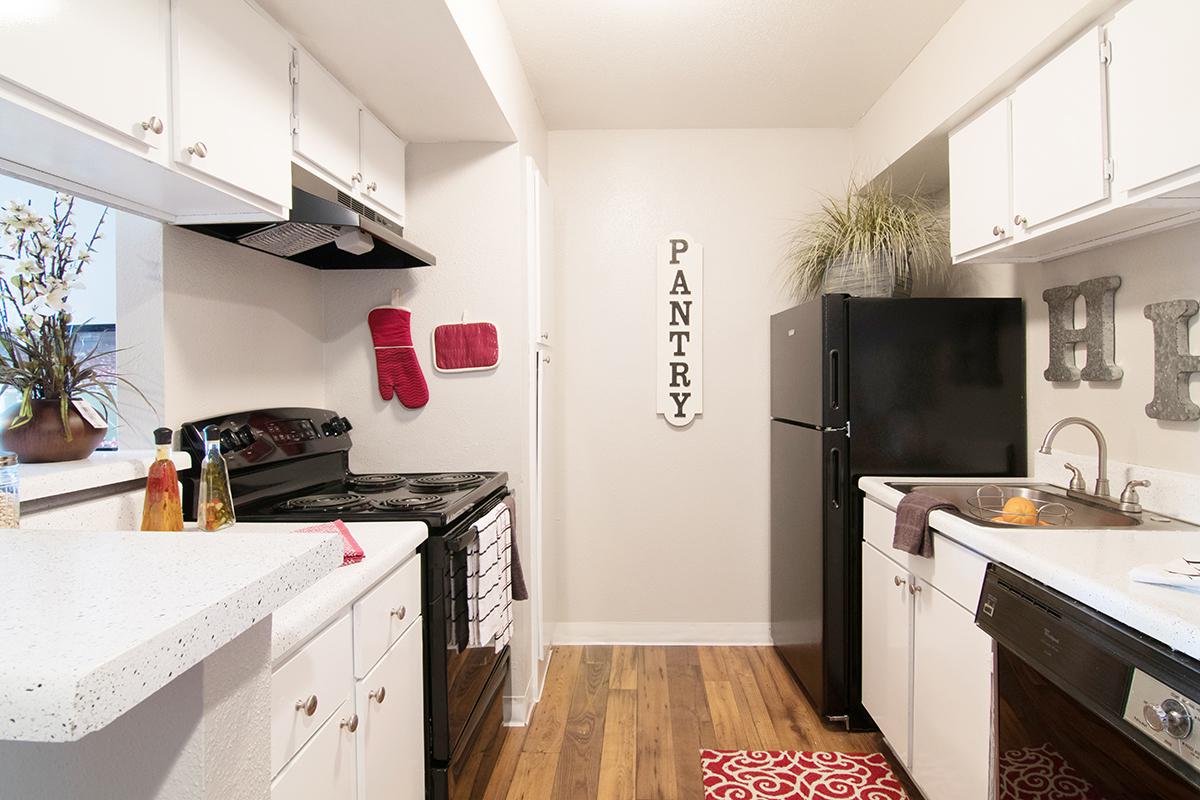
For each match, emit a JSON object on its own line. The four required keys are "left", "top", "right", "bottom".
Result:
{"left": 19, "top": 450, "right": 193, "bottom": 503}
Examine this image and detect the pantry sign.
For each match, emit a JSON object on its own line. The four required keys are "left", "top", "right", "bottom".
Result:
{"left": 656, "top": 233, "right": 703, "bottom": 427}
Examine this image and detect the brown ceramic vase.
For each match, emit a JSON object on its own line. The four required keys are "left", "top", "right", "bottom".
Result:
{"left": 1, "top": 399, "right": 105, "bottom": 463}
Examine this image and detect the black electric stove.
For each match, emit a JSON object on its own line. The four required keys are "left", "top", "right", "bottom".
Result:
{"left": 178, "top": 407, "right": 511, "bottom": 800}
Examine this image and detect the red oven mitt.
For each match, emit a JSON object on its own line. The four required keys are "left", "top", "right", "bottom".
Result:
{"left": 367, "top": 306, "right": 429, "bottom": 409}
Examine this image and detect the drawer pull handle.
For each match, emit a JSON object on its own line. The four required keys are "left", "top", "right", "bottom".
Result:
{"left": 140, "top": 115, "right": 163, "bottom": 134}
{"left": 390, "top": 606, "right": 407, "bottom": 621}
{"left": 908, "top": 583, "right": 923, "bottom": 596}
{"left": 369, "top": 686, "right": 387, "bottom": 704}
{"left": 340, "top": 713, "right": 359, "bottom": 733}
{"left": 893, "top": 575, "right": 906, "bottom": 588}
{"left": 187, "top": 141, "right": 208, "bottom": 158}
{"left": 295, "top": 695, "right": 318, "bottom": 716}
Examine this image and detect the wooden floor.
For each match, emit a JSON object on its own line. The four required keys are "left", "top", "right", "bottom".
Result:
{"left": 482, "top": 645, "right": 892, "bottom": 800}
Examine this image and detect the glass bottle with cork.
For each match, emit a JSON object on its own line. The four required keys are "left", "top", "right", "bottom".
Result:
{"left": 197, "top": 424, "right": 236, "bottom": 531}
{"left": 140, "top": 427, "right": 183, "bottom": 531}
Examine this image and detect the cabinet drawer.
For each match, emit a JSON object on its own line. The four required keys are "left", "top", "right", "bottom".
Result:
{"left": 862, "top": 498, "right": 987, "bottom": 611}
{"left": 272, "top": 698, "right": 357, "bottom": 800}
{"left": 272, "top": 613, "right": 353, "bottom": 774}
{"left": 354, "top": 554, "right": 422, "bottom": 678}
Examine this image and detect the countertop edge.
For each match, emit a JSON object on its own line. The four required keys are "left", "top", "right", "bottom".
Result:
{"left": 19, "top": 451, "right": 194, "bottom": 503}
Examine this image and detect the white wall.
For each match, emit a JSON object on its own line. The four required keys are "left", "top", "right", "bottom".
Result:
{"left": 547, "top": 128, "right": 853, "bottom": 642}
{"left": 1012, "top": 223, "right": 1200, "bottom": 476}
{"left": 321, "top": 141, "right": 538, "bottom": 709}
{"left": 159, "top": 227, "right": 327, "bottom": 427}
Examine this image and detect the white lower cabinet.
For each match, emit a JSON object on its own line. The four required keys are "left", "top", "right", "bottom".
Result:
{"left": 356, "top": 619, "right": 425, "bottom": 800}
{"left": 861, "top": 498, "right": 993, "bottom": 800}
{"left": 272, "top": 699, "right": 358, "bottom": 800}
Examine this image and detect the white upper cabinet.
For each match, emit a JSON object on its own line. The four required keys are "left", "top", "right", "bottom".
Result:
{"left": 1107, "top": 0, "right": 1200, "bottom": 195}
{"left": 0, "top": 0, "right": 170, "bottom": 154}
{"left": 1011, "top": 26, "right": 1109, "bottom": 230}
{"left": 292, "top": 49, "right": 361, "bottom": 193}
{"left": 359, "top": 110, "right": 407, "bottom": 223}
{"left": 172, "top": 0, "right": 292, "bottom": 209}
{"left": 949, "top": 100, "right": 1011, "bottom": 257}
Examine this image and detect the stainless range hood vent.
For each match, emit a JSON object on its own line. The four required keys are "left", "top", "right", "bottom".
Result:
{"left": 177, "top": 166, "right": 435, "bottom": 270}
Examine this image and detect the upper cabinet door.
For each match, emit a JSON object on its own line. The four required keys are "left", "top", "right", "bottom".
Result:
{"left": 1011, "top": 26, "right": 1109, "bottom": 230}
{"left": 359, "top": 110, "right": 407, "bottom": 222}
{"left": 293, "top": 49, "right": 362, "bottom": 192}
{"left": 1108, "top": 0, "right": 1200, "bottom": 195}
{"left": 172, "top": 0, "right": 292, "bottom": 209}
{"left": 949, "top": 100, "right": 1012, "bottom": 257}
{"left": 0, "top": 0, "right": 169, "bottom": 153}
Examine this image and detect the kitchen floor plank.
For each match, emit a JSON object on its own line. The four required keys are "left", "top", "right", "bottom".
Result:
{"left": 596, "top": 688, "right": 638, "bottom": 800}
{"left": 486, "top": 645, "right": 896, "bottom": 800}
{"left": 636, "top": 646, "right": 679, "bottom": 800}
{"left": 523, "top": 645, "right": 583, "bottom": 754}
{"left": 552, "top": 646, "right": 613, "bottom": 797}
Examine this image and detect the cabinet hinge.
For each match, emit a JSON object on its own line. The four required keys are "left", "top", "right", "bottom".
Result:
{"left": 289, "top": 52, "right": 300, "bottom": 136}
{"left": 1100, "top": 39, "right": 1112, "bottom": 65}
{"left": 1104, "top": 158, "right": 1115, "bottom": 182}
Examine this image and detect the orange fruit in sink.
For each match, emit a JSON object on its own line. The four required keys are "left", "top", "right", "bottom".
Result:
{"left": 1002, "top": 496, "right": 1039, "bottom": 525}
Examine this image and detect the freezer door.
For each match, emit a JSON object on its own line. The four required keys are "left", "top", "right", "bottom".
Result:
{"left": 770, "top": 301, "right": 825, "bottom": 424}
{"left": 770, "top": 419, "right": 825, "bottom": 708}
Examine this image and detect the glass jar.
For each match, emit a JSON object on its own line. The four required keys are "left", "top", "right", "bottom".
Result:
{"left": 0, "top": 451, "right": 19, "bottom": 528}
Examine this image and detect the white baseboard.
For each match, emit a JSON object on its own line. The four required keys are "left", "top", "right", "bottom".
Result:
{"left": 549, "top": 621, "right": 773, "bottom": 645}
{"left": 503, "top": 671, "right": 535, "bottom": 727}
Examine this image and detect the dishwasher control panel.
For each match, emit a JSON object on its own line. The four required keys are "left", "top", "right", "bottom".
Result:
{"left": 1124, "top": 668, "right": 1200, "bottom": 773}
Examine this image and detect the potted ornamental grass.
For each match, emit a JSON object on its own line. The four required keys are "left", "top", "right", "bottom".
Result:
{"left": 785, "top": 179, "right": 950, "bottom": 300}
{"left": 0, "top": 194, "right": 143, "bottom": 462}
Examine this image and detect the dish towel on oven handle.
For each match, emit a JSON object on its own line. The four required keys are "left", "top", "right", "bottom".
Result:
{"left": 466, "top": 500, "right": 513, "bottom": 652}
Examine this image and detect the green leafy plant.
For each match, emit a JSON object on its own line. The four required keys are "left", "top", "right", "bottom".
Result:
{"left": 0, "top": 194, "right": 147, "bottom": 440}
{"left": 786, "top": 179, "right": 950, "bottom": 300}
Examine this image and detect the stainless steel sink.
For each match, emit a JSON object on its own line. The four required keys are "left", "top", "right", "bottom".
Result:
{"left": 885, "top": 482, "right": 1196, "bottom": 531}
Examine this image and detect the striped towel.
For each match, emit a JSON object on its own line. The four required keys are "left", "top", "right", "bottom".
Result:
{"left": 467, "top": 500, "right": 513, "bottom": 652}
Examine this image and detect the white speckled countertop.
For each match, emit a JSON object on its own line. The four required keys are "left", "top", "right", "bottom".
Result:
{"left": 860, "top": 476, "right": 1200, "bottom": 661}
{"left": 19, "top": 450, "right": 193, "bottom": 502}
{"left": 0, "top": 529, "right": 342, "bottom": 743}
{"left": 269, "top": 521, "right": 428, "bottom": 665}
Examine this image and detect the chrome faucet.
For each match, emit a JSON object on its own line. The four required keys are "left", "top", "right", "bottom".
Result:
{"left": 1038, "top": 416, "right": 1111, "bottom": 498}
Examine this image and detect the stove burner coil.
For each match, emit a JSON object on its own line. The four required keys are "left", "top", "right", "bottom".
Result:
{"left": 409, "top": 473, "right": 484, "bottom": 492}
{"left": 370, "top": 495, "right": 446, "bottom": 511}
{"left": 346, "top": 473, "right": 408, "bottom": 491}
{"left": 282, "top": 493, "right": 370, "bottom": 512}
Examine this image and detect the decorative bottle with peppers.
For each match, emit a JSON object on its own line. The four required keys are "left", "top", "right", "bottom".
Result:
{"left": 140, "top": 427, "right": 183, "bottom": 532}
{"left": 197, "top": 425, "right": 236, "bottom": 531}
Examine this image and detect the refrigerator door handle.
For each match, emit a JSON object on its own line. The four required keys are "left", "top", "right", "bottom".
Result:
{"left": 828, "top": 446, "right": 842, "bottom": 509}
{"left": 828, "top": 350, "right": 840, "bottom": 410}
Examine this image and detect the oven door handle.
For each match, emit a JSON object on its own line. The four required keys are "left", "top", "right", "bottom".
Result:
{"left": 451, "top": 526, "right": 479, "bottom": 652}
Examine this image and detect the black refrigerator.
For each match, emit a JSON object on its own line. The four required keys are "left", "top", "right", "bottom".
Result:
{"left": 769, "top": 295, "right": 1026, "bottom": 729}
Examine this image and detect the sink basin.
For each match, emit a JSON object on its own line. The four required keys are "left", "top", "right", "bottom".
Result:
{"left": 885, "top": 482, "right": 1196, "bottom": 531}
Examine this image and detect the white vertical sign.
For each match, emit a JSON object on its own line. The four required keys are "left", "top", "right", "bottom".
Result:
{"left": 657, "top": 233, "right": 703, "bottom": 426}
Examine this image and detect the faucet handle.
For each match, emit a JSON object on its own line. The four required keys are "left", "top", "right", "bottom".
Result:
{"left": 1063, "top": 463, "right": 1087, "bottom": 492}
{"left": 1120, "top": 479, "right": 1151, "bottom": 507}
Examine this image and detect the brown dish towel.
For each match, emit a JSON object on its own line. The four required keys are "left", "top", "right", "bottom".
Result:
{"left": 502, "top": 493, "right": 529, "bottom": 601}
{"left": 893, "top": 493, "right": 956, "bottom": 558}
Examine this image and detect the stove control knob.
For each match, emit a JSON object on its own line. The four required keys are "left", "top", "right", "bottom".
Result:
{"left": 1144, "top": 699, "right": 1193, "bottom": 739}
{"left": 219, "top": 430, "right": 237, "bottom": 453}
{"left": 322, "top": 421, "right": 336, "bottom": 437}
{"left": 235, "top": 425, "right": 255, "bottom": 448}
{"left": 339, "top": 416, "right": 353, "bottom": 432}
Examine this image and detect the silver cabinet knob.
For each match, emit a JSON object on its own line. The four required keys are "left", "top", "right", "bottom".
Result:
{"left": 893, "top": 575, "right": 906, "bottom": 588}
{"left": 295, "top": 695, "right": 318, "bottom": 716}
{"left": 540, "top": 332, "right": 550, "bottom": 341}
{"left": 187, "top": 142, "right": 208, "bottom": 158}
{"left": 140, "top": 115, "right": 163, "bottom": 134}
{"left": 390, "top": 606, "right": 406, "bottom": 621}
{"left": 992, "top": 225, "right": 1005, "bottom": 237}
{"left": 1013, "top": 214, "right": 1027, "bottom": 226}
{"left": 351, "top": 172, "right": 363, "bottom": 185}
{"left": 340, "top": 713, "right": 359, "bottom": 733}
{"left": 366, "top": 181, "right": 377, "bottom": 192}
{"left": 542, "top": 354, "right": 551, "bottom": 364}
{"left": 369, "top": 686, "right": 387, "bottom": 704}
{"left": 908, "top": 583, "right": 923, "bottom": 596}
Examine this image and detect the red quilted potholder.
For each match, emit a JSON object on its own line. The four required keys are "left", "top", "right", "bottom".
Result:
{"left": 432, "top": 321, "right": 501, "bottom": 372}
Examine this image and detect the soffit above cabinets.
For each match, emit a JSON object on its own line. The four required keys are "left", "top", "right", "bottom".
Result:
{"left": 256, "top": 0, "right": 515, "bottom": 143}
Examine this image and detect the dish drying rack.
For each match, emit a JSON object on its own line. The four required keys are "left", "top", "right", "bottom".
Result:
{"left": 966, "top": 484, "right": 1072, "bottom": 527}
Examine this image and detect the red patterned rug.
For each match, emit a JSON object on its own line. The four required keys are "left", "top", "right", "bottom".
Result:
{"left": 701, "top": 750, "right": 908, "bottom": 799}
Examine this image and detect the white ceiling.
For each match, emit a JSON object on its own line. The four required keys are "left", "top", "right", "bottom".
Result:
{"left": 497, "top": 0, "right": 966, "bottom": 129}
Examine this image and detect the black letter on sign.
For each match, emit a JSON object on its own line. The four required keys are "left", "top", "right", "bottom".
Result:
{"left": 669, "top": 300, "right": 692, "bottom": 326}
{"left": 670, "top": 269, "right": 691, "bottom": 295}
{"left": 669, "top": 392, "right": 690, "bottom": 418}
{"left": 667, "top": 330, "right": 691, "bottom": 356}
{"left": 669, "top": 239, "right": 689, "bottom": 264}
{"left": 670, "top": 362, "right": 691, "bottom": 387}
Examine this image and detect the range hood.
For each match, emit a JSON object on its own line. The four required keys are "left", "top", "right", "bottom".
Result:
{"left": 179, "top": 166, "right": 435, "bottom": 269}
